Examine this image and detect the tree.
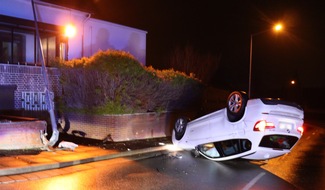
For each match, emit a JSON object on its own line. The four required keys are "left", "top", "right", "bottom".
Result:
{"left": 169, "top": 45, "right": 221, "bottom": 83}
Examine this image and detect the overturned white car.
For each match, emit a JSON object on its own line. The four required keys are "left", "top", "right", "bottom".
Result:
{"left": 172, "top": 91, "right": 304, "bottom": 161}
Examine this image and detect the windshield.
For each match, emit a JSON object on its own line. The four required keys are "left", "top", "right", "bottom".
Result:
{"left": 198, "top": 139, "right": 252, "bottom": 158}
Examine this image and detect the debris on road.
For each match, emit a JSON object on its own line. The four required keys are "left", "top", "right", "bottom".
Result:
{"left": 58, "top": 141, "right": 78, "bottom": 151}
{"left": 168, "top": 152, "right": 183, "bottom": 159}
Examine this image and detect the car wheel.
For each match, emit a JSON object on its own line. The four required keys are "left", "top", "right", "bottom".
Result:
{"left": 227, "top": 91, "right": 248, "bottom": 122}
{"left": 174, "top": 117, "right": 188, "bottom": 140}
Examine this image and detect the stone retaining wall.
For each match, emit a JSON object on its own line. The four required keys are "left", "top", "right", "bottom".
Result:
{"left": 61, "top": 111, "right": 195, "bottom": 142}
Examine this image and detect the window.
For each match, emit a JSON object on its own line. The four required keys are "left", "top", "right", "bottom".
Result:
{"left": 197, "top": 139, "right": 252, "bottom": 158}
{"left": 0, "top": 16, "right": 65, "bottom": 66}
{"left": 0, "top": 27, "right": 32, "bottom": 64}
{"left": 199, "top": 143, "right": 220, "bottom": 158}
{"left": 37, "top": 34, "right": 58, "bottom": 66}
{"left": 259, "top": 135, "right": 298, "bottom": 150}
{"left": 13, "top": 29, "right": 34, "bottom": 64}
{"left": 0, "top": 26, "right": 13, "bottom": 63}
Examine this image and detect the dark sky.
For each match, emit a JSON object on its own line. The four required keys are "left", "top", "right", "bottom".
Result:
{"left": 43, "top": 0, "right": 325, "bottom": 97}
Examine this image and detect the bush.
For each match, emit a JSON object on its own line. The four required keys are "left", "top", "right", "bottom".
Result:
{"left": 53, "top": 50, "right": 202, "bottom": 114}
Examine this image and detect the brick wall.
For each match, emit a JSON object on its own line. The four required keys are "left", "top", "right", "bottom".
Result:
{"left": 61, "top": 111, "right": 197, "bottom": 142}
{"left": 61, "top": 112, "right": 177, "bottom": 142}
{"left": 0, "top": 64, "right": 61, "bottom": 109}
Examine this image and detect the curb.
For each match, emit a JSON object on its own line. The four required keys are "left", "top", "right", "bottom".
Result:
{"left": 0, "top": 146, "right": 170, "bottom": 177}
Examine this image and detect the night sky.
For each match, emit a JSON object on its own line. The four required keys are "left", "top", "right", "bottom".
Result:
{"left": 43, "top": 0, "right": 325, "bottom": 99}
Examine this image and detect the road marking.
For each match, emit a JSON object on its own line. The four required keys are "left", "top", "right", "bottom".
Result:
{"left": 242, "top": 172, "right": 266, "bottom": 190}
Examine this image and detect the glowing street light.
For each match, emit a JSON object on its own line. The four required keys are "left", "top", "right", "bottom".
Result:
{"left": 248, "top": 23, "right": 284, "bottom": 98}
{"left": 274, "top": 23, "right": 283, "bottom": 32}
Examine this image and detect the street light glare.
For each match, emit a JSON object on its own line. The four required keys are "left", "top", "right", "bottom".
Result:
{"left": 249, "top": 23, "right": 285, "bottom": 98}
{"left": 274, "top": 24, "right": 283, "bottom": 32}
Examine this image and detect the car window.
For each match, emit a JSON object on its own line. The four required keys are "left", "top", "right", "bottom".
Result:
{"left": 220, "top": 140, "right": 239, "bottom": 156}
{"left": 259, "top": 135, "right": 299, "bottom": 150}
{"left": 198, "top": 139, "right": 252, "bottom": 158}
{"left": 199, "top": 143, "right": 220, "bottom": 158}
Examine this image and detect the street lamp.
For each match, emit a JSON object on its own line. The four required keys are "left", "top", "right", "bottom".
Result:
{"left": 248, "top": 23, "right": 283, "bottom": 98}
{"left": 274, "top": 23, "right": 282, "bottom": 31}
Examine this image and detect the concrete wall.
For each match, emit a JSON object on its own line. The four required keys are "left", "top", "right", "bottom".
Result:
{"left": 83, "top": 19, "right": 147, "bottom": 64}
{"left": 0, "top": 120, "right": 46, "bottom": 150}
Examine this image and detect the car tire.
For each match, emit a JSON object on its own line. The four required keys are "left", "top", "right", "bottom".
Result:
{"left": 174, "top": 117, "right": 188, "bottom": 140}
{"left": 227, "top": 91, "right": 248, "bottom": 122}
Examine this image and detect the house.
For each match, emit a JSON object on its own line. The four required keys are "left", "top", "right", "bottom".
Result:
{"left": 0, "top": 0, "right": 147, "bottom": 110}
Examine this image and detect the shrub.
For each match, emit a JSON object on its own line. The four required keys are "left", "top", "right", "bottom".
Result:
{"left": 53, "top": 50, "right": 202, "bottom": 114}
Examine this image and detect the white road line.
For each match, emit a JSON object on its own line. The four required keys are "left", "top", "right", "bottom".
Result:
{"left": 242, "top": 172, "right": 266, "bottom": 190}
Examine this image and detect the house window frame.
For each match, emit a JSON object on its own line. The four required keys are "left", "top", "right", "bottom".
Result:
{"left": 0, "top": 15, "right": 66, "bottom": 66}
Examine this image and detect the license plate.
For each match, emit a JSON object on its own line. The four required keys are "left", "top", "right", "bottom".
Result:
{"left": 279, "top": 122, "right": 293, "bottom": 130}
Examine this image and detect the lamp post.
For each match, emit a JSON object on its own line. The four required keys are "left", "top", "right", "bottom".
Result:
{"left": 248, "top": 23, "right": 283, "bottom": 98}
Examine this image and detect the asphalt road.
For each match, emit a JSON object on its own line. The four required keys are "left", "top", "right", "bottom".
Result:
{"left": 0, "top": 151, "right": 296, "bottom": 190}
{"left": 260, "top": 120, "right": 325, "bottom": 189}
{"left": 0, "top": 120, "right": 323, "bottom": 190}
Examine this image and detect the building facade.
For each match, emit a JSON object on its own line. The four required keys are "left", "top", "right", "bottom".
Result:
{"left": 0, "top": 0, "right": 147, "bottom": 110}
